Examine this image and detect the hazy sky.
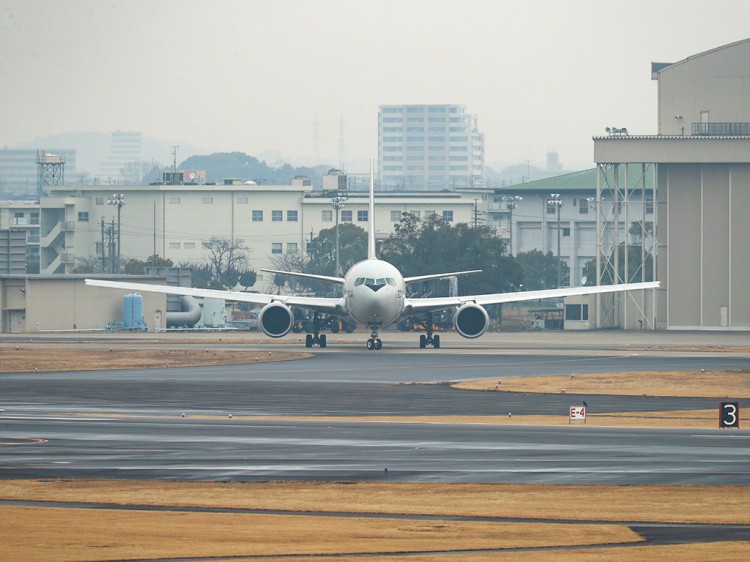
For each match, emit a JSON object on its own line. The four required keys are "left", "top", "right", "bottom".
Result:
{"left": 2, "top": 0, "right": 750, "bottom": 171}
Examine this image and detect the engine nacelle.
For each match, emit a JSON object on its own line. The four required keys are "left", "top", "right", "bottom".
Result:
{"left": 258, "top": 302, "right": 294, "bottom": 338}
{"left": 453, "top": 302, "right": 489, "bottom": 339}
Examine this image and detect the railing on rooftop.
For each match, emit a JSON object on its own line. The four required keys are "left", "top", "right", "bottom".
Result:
{"left": 692, "top": 122, "right": 750, "bottom": 136}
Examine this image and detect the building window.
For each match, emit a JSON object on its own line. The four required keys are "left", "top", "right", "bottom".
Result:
{"left": 169, "top": 196, "right": 181, "bottom": 204}
{"left": 322, "top": 210, "right": 333, "bottom": 222}
{"left": 201, "top": 196, "right": 213, "bottom": 204}
{"left": 287, "top": 242, "right": 298, "bottom": 254}
{"left": 425, "top": 210, "right": 436, "bottom": 219}
{"left": 579, "top": 198, "right": 590, "bottom": 214}
{"left": 184, "top": 242, "right": 196, "bottom": 249}
{"left": 546, "top": 202, "right": 558, "bottom": 214}
{"left": 287, "top": 210, "right": 298, "bottom": 222}
{"left": 562, "top": 227, "right": 571, "bottom": 237}
{"left": 30, "top": 212, "right": 39, "bottom": 225}
{"left": 646, "top": 196, "right": 654, "bottom": 214}
{"left": 272, "top": 210, "right": 283, "bottom": 222}
{"left": 390, "top": 210, "right": 402, "bottom": 222}
{"left": 565, "top": 304, "right": 589, "bottom": 321}
{"left": 271, "top": 243, "right": 282, "bottom": 254}
{"left": 341, "top": 210, "right": 352, "bottom": 222}
{"left": 409, "top": 210, "right": 421, "bottom": 219}
{"left": 95, "top": 197, "right": 105, "bottom": 205}
{"left": 442, "top": 210, "right": 453, "bottom": 222}
{"left": 77, "top": 212, "right": 89, "bottom": 222}
{"left": 357, "top": 210, "right": 368, "bottom": 222}
{"left": 252, "top": 210, "right": 263, "bottom": 222}
{"left": 169, "top": 242, "right": 180, "bottom": 249}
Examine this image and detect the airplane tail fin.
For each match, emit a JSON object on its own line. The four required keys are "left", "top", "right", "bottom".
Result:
{"left": 368, "top": 157, "right": 376, "bottom": 259}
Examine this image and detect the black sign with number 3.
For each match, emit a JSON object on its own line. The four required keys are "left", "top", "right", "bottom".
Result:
{"left": 719, "top": 402, "right": 740, "bottom": 429}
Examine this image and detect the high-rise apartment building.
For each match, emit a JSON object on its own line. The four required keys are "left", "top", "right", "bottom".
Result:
{"left": 99, "top": 131, "right": 142, "bottom": 183}
{"left": 378, "top": 104, "right": 484, "bottom": 191}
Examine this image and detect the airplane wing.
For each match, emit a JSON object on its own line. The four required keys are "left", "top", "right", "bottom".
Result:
{"left": 403, "top": 270, "right": 482, "bottom": 284}
{"left": 404, "top": 281, "right": 660, "bottom": 314}
{"left": 260, "top": 269, "right": 344, "bottom": 285}
{"left": 84, "top": 279, "right": 343, "bottom": 314}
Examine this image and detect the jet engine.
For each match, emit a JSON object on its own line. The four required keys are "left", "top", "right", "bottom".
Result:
{"left": 258, "top": 302, "right": 294, "bottom": 338}
{"left": 453, "top": 302, "right": 489, "bottom": 338}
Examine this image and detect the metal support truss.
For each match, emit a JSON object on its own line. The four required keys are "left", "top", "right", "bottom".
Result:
{"left": 595, "top": 163, "right": 657, "bottom": 329}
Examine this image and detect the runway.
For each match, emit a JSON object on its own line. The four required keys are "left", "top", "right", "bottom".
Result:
{"left": 1, "top": 331, "right": 748, "bottom": 484}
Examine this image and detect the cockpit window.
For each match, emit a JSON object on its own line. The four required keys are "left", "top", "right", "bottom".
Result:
{"left": 356, "top": 276, "right": 397, "bottom": 288}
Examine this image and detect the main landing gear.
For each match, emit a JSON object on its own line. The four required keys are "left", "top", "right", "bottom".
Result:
{"left": 366, "top": 325, "right": 383, "bottom": 350}
{"left": 304, "top": 312, "right": 327, "bottom": 348}
{"left": 419, "top": 313, "right": 440, "bottom": 349}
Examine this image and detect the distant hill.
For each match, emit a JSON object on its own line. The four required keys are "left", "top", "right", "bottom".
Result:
{"left": 179, "top": 152, "right": 330, "bottom": 187}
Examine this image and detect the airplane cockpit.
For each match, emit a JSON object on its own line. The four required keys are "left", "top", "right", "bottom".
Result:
{"left": 354, "top": 277, "right": 397, "bottom": 291}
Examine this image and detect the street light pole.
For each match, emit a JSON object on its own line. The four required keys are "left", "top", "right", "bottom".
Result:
{"left": 330, "top": 189, "right": 348, "bottom": 278}
{"left": 108, "top": 193, "right": 125, "bottom": 272}
{"left": 502, "top": 195, "right": 522, "bottom": 256}
{"left": 547, "top": 193, "right": 563, "bottom": 287}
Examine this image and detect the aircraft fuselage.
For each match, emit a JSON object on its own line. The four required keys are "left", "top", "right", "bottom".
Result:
{"left": 343, "top": 258, "right": 405, "bottom": 327}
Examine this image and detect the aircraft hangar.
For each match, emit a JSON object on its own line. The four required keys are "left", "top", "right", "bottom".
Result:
{"left": 593, "top": 38, "right": 750, "bottom": 330}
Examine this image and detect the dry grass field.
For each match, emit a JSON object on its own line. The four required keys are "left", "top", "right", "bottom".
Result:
{"left": 1, "top": 344, "right": 749, "bottom": 559}
{"left": 0, "top": 346, "right": 308, "bottom": 372}
{"left": 454, "top": 369, "right": 750, "bottom": 399}
{"left": 2, "top": 480, "right": 750, "bottom": 561}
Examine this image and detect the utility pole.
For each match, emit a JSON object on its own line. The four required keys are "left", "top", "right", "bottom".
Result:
{"left": 172, "top": 146, "right": 179, "bottom": 179}
{"left": 100, "top": 218, "right": 106, "bottom": 273}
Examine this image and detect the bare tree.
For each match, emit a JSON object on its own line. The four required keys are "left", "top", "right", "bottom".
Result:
{"left": 120, "top": 161, "right": 154, "bottom": 185}
{"left": 267, "top": 251, "right": 309, "bottom": 294}
{"left": 202, "top": 237, "right": 249, "bottom": 289}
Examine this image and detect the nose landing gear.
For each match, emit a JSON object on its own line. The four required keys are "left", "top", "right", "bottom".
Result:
{"left": 366, "top": 325, "right": 383, "bottom": 350}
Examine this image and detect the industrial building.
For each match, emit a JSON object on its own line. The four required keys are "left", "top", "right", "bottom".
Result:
{"left": 38, "top": 177, "right": 476, "bottom": 291}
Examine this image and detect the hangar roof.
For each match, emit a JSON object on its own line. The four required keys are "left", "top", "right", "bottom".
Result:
{"left": 494, "top": 166, "right": 653, "bottom": 193}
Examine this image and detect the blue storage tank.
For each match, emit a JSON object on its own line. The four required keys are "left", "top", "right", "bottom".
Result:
{"left": 123, "top": 293, "right": 146, "bottom": 330}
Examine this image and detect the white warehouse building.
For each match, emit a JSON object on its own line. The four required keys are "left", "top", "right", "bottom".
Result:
{"left": 39, "top": 178, "right": 476, "bottom": 291}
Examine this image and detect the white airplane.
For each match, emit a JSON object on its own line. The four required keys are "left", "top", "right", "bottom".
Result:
{"left": 86, "top": 161, "right": 659, "bottom": 350}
